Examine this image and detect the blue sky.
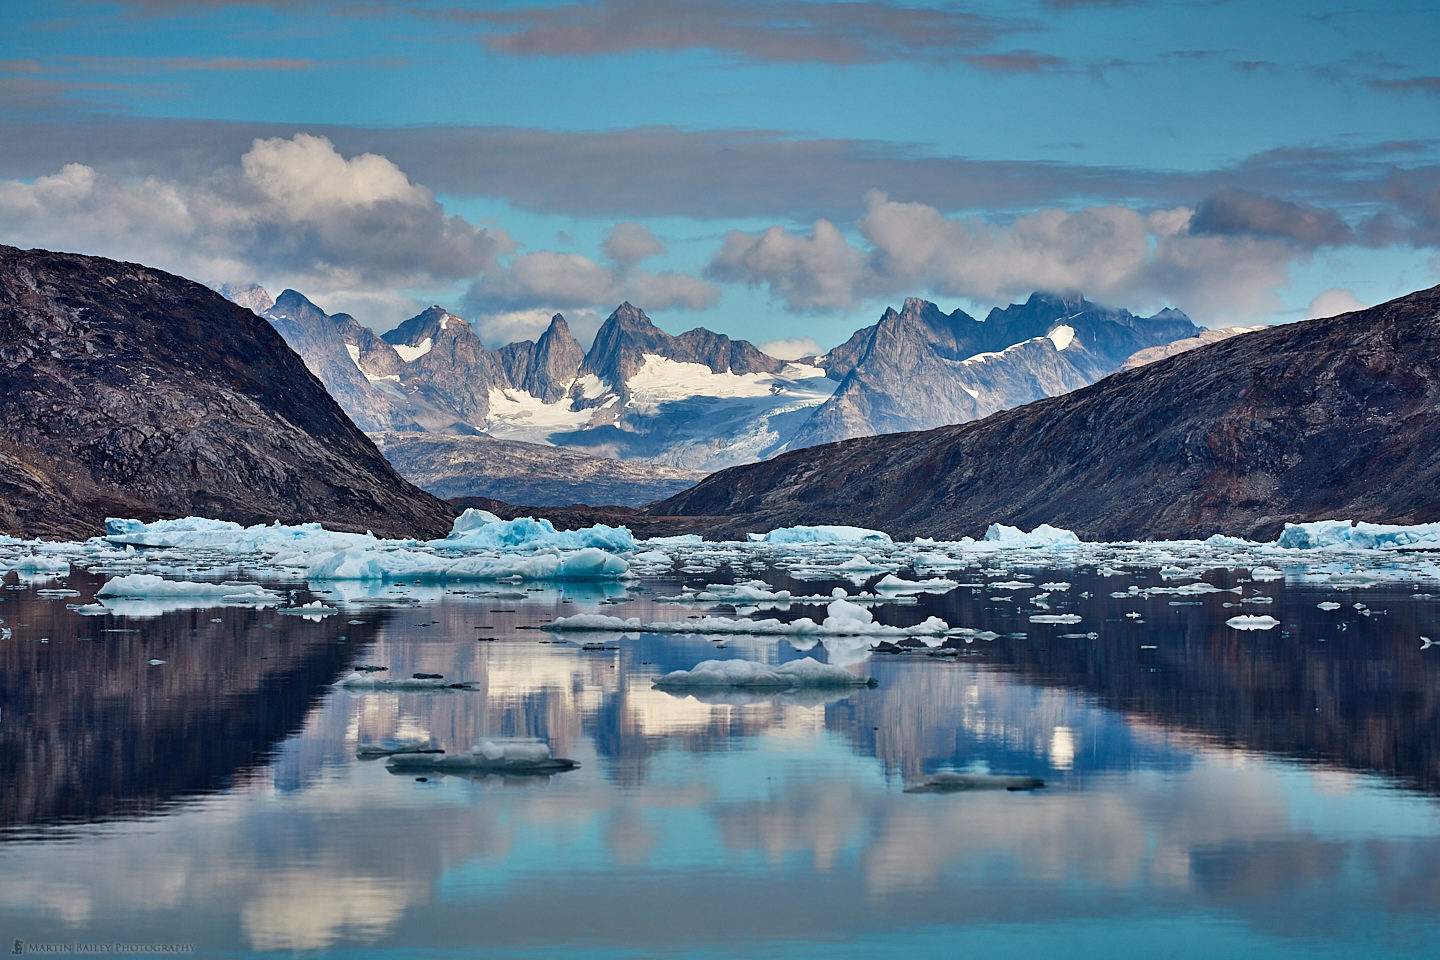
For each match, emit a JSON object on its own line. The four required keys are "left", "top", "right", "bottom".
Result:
{"left": 2, "top": 0, "right": 1438, "bottom": 351}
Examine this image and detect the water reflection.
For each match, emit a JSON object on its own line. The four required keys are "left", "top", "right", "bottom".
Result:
{"left": 1, "top": 567, "right": 1438, "bottom": 956}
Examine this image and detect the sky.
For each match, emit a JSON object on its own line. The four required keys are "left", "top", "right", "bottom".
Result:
{"left": 2, "top": 0, "right": 1438, "bottom": 353}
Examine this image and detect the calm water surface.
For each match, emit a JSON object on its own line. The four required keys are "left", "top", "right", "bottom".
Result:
{"left": 3, "top": 555, "right": 1439, "bottom": 958}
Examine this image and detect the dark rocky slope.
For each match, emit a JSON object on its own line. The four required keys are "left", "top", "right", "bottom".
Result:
{"left": 0, "top": 246, "right": 454, "bottom": 540}
{"left": 649, "top": 284, "right": 1440, "bottom": 541}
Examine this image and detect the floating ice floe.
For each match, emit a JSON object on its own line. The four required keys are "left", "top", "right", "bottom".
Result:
{"left": 385, "top": 739, "right": 578, "bottom": 774}
{"left": 1029, "top": 613, "right": 1083, "bottom": 624}
{"left": 903, "top": 772, "right": 1046, "bottom": 793}
{"left": 545, "top": 598, "right": 948, "bottom": 638}
{"left": 653, "top": 657, "right": 876, "bottom": 690}
{"left": 1226, "top": 615, "right": 1280, "bottom": 630}
{"left": 305, "top": 545, "right": 628, "bottom": 582}
{"left": 105, "top": 517, "right": 383, "bottom": 554}
{"left": 356, "top": 738, "right": 443, "bottom": 758}
{"left": 6, "top": 555, "right": 70, "bottom": 575}
{"left": 335, "top": 672, "right": 476, "bottom": 690}
{"left": 873, "top": 574, "right": 959, "bottom": 594}
{"left": 1317, "top": 601, "right": 1341, "bottom": 611}
{"left": 277, "top": 600, "right": 339, "bottom": 618}
{"left": 96, "top": 574, "right": 281, "bottom": 602}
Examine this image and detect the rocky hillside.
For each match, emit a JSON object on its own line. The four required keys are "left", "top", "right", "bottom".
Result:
{"left": 0, "top": 246, "right": 454, "bottom": 540}
{"left": 649, "top": 285, "right": 1440, "bottom": 541}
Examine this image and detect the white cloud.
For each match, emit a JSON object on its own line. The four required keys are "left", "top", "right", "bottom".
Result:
{"left": 0, "top": 134, "right": 513, "bottom": 311}
{"left": 706, "top": 192, "right": 1311, "bottom": 324}
{"left": 463, "top": 248, "right": 721, "bottom": 330}
{"left": 601, "top": 221, "right": 666, "bottom": 267}
{"left": 757, "top": 336, "right": 824, "bottom": 360}
{"left": 707, "top": 218, "right": 873, "bottom": 310}
{"left": 1304, "top": 288, "right": 1367, "bottom": 319}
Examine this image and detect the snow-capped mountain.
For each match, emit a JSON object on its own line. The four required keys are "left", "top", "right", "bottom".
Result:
{"left": 790, "top": 293, "right": 1202, "bottom": 448}
{"left": 232, "top": 285, "right": 1205, "bottom": 498}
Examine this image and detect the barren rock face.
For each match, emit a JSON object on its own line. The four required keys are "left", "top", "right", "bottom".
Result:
{"left": 0, "top": 245, "right": 454, "bottom": 540}
{"left": 650, "top": 286, "right": 1440, "bottom": 542}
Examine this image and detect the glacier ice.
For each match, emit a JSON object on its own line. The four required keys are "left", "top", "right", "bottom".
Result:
{"left": 755, "top": 525, "right": 894, "bottom": 545}
{"left": 435, "top": 509, "right": 635, "bottom": 553}
{"left": 1275, "top": 519, "right": 1440, "bottom": 550}
{"left": 982, "top": 523, "right": 1082, "bottom": 547}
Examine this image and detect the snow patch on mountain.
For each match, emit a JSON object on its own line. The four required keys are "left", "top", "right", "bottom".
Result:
{"left": 393, "top": 337, "right": 433, "bottom": 362}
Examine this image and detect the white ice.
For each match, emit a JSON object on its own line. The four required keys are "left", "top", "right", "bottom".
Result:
{"left": 653, "top": 657, "right": 875, "bottom": 689}
{"left": 546, "top": 598, "right": 949, "bottom": 637}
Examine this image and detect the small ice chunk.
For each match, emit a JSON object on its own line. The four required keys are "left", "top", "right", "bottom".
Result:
{"left": 1029, "top": 613, "right": 1083, "bottom": 624}
{"left": 654, "top": 657, "right": 876, "bottom": 689}
{"left": 1226, "top": 615, "right": 1280, "bottom": 630}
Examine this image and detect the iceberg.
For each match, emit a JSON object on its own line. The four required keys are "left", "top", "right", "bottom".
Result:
{"left": 434, "top": 510, "right": 635, "bottom": 553}
{"left": 653, "top": 657, "right": 876, "bottom": 690}
{"left": 1274, "top": 519, "right": 1440, "bottom": 550}
{"left": 757, "top": 525, "right": 894, "bottom": 545}
{"left": 982, "top": 523, "right": 1082, "bottom": 546}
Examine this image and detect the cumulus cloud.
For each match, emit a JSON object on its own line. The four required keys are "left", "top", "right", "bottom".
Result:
{"left": 706, "top": 191, "right": 1323, "bottom": 323}
{"left": 0, "top": 133, "right": 512, "bottom": 303}
{"left": 707, "top": 219, "right": 873, "bottom": 311}
{"left": 601, "top": 221, "right": 665, "bottom": 268}
{"left": 1304, "top": 288, "right": 1367, "bottom": 319}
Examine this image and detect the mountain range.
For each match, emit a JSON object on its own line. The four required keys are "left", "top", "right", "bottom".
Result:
{"left": 236, "top": 285, "right": 1203, "bottom": 501}
{"left": 647, "top": 284, "right": 1440, "bottom": 541}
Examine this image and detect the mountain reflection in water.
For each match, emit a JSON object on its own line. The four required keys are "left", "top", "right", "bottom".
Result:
{"left": 1, "top": 564, "right": 1438, "bottom": 957}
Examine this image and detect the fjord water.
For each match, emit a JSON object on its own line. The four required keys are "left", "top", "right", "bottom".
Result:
{"left": 3, "top": 563, "right": 1439, "bottom": 958}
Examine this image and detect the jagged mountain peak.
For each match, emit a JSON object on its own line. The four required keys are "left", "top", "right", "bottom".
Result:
{"left": 382, "top": 304, "right": 472, "bottom": 348}
{"left": 582, "top": 302, "right": 784, "bottom": 388}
